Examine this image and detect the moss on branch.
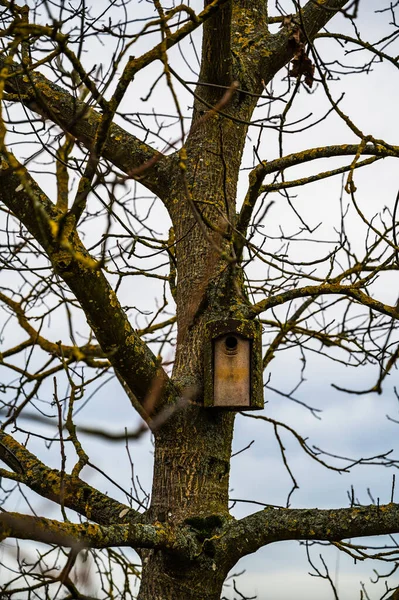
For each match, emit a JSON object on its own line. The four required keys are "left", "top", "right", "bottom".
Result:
{"left": 0, "top": 511, "right": 198, "bottom": 556}
{"left": 247, "top": 283, "right": 399, "bottom": 320}
{"left": 0, "top": 152, "right": 176, "bottom": 416}
{"left": 0, "top": 430, "right": 139, "bottom": 525}
{"left": 223, "top": 503, "right": 399, "bottom": 562}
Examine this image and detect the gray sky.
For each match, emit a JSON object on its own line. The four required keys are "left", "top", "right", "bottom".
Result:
{"left": 1, "top": 1, "right": 399, "bottom": 598}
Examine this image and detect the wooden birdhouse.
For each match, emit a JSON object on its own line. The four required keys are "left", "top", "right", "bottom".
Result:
{"left": 204, "top": 318, "right": 264, "bottom": 410}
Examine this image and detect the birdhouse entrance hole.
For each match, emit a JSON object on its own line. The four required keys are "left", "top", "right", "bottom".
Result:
{"left": 225, "top": 335, "right": 238, "bottom": 354}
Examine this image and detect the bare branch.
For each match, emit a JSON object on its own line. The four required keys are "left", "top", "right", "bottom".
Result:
{"left": 225, "top": 503, "right": 399, "bottom": 562}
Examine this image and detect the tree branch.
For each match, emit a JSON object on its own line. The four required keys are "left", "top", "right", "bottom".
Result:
{"left": 121, "top": 0, "right": 232, "bottom": 80}
{"left": 1, "top": 63, "right": 169, "bottom": 199}
{"left": 0, "top": 430, "right": 139, "bottom": 525}
{"left": 0, "top": 290, "right": 106, "bottom": 365}
{"left": 257, "top": 0, "right": 351, "bottom": 87}
{"left": 0, "top": 511, "right": 197, "bottom": 556}
{"left": 0, "top": 153, "right": 176, "bottom": 416}
{"left": 224, "top": 503, "right": 399, "bottom": 562}
{"left": 0, "top": 0, "right": 232, "bottom": 201}
{"left": 194, "top": 0, "right": 233, "bottom": 108}
{"left": 316, "top": 32, "right": 399, "bottom": 70}
{"left": 246, "top": 282, "right": 399, "bottom": 320}
{"left": 236, "top": 143, "right": 399, "bottom": 247}
{"left": 258, "top": 143, "right": 398, "bottom": 180}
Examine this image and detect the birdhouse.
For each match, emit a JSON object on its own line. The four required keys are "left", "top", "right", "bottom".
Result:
{"left": 204, "top": 318, "right": 264, "bottom": 410}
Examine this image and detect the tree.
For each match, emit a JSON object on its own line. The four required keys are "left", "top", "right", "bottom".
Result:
{"left": 0, "top": 0, "right": 399, "bottom": 598}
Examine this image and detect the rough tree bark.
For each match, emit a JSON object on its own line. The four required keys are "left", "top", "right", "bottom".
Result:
{"left": 1, "top": 1, "right": 399, "bottom": 599}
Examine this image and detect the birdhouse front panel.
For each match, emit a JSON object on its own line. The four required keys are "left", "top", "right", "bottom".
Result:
{"left": 203, "top": 318, "right": 264, "bottom": 410}
{"left": 213, "top": 334, "right": 250, "bottom": 407}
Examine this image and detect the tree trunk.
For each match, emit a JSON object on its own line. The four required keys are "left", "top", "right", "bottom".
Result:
{"left": 137, "top": 101, "right": 253, "bottom": 600}
{"left": 138, "top": 550, "right": 227, "bottom": 600}
{"left": 138, "top": 407, "right": 234, "bottom": 600}
{"left": 139, "top": 2, "right": 351, "bottom": 595}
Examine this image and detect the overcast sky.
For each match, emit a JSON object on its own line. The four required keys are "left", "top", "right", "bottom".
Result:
{"left": 1, "top": 1, "right": 399, "bottom": 599}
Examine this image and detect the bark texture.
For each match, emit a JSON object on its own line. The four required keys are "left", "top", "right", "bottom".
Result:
{"left": 6, "top": 1, "right": 397, "bottom": 599}
{"left": 136, "top": 1, "right": 352, "bottom": 597}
